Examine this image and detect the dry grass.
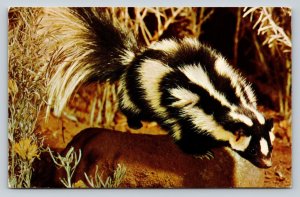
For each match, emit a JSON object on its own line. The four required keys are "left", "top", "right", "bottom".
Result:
{"left": 243, "top": 7, "right": 291, "bottom": 50}
{"left": 48, "top": 147, "right": 82, "bottom": 188}
{"left": 8, "top": 7, "right": 291, "bottom": 188}
{"left": 243, "top": 7, "right": 291, "bottom": 121}
{"left": 84, "top": 164, "right": 126, "bottom": 188}
{"left": 48, "top": 147, "right": 126, "bottom": 188}
{"left": 8, "top": 7, "right": 50, "bottom": 188}
{"left": 109, "top": 7, "right": 214, "bottom": 44}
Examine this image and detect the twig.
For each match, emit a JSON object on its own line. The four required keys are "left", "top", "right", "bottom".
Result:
{"left": 233, "top": 8, "right": 242, "bottom": 66}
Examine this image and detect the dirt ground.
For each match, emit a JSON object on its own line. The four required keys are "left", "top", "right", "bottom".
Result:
{"left": 263, "top": 108, "right": 292, "bottom": 188}
{"left": 35, "top": 91, "right": 292, "bottom": 188}
{"left": 264, "top": 139, "right": 291, "bottom": 187}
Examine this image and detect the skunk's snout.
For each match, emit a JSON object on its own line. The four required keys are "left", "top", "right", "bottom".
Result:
{"left": 252, "top": 155, "right": 273, "bottom": 169}
{"left": 259, "top": 157, "right": 272, "bottom": 168}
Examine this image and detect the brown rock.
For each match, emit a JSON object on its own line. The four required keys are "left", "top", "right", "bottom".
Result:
{"left": 55, "top": 128, "right": 264, "bottom": 188}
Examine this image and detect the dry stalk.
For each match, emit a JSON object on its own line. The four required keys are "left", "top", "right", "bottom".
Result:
{"left": 48, "top": 147, "right": 82, "bottom": 188}
{"left": 243, "top": 7, "right": 291, "bottom": 52}
{"left": 243, "top": 7, "right": 291, "bottom": 119}
{"left": 233, "top": 8, "right": 242, "bottom": 66}
{"left": 84, "top": 164, "right": 126, "bottom": 188}
{"left": 8, "top": 7, "right": 50, "bottom": 188}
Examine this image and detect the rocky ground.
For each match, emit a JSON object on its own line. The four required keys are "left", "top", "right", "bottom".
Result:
{"left": 35, "top": 107, "right": 291, "bottom": 188}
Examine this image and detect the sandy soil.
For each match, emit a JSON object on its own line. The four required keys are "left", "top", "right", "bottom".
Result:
{"left": 263, "top": 135, "right": 292, "bottom": 187}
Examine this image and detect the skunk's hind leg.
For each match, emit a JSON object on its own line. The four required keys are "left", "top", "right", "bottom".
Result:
{"left": 127, "top": 117, "right": 143, "bottom": 129}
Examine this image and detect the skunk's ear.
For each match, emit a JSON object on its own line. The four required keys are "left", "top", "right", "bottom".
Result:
{"left": 169, "top": 88, "right": 199, "bottom": 108}
{"left": 265, "top": 118, "right": 274, "bottom": 130}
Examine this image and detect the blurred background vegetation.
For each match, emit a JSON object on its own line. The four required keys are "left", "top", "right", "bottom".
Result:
{"left": 8, "top": 7, "right": 291, "bottom": 188}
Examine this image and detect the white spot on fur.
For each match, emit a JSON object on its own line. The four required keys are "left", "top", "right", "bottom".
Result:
{"left": 139, "top": 60, "right": 173, "bottom": 117}
{"left": 229, "top": 111, "right": 253, "bottom": 126}
{"left": 229, "top": 135, "right": 252, "bottom": 152}
{"left": 150, "top": 39, "right": 178, "bottom": 53}
{"left": 179, "top": 65, "right": 235, "bottom": 110}
{"left": 170, "top": 88, "right": 199, "bottom": 108}
{"left": 260, "top": 138, "right": 269, "bottom": 156}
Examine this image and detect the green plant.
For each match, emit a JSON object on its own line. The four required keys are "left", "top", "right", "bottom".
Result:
{"left": 48, "top": 147, "right": 82, "bottom": 188}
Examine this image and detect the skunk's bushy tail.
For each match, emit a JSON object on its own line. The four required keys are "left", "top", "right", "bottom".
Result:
{"left": 43, "top": 8, "right": 138, "bottom": 117}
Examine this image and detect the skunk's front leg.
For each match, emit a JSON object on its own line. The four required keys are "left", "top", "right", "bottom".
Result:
{"left": 120, "top": 107, "right": 143, "bottom": 129}
{"left": 175, "top": 132, "right": 215, "bottom": 160}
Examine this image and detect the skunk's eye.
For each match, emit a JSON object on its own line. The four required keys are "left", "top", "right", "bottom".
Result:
{"left": 235, "top": 128, "right": 245, "bottom": 141}
{"left": 249, "top": 148, "right": 256, "bottom": 155}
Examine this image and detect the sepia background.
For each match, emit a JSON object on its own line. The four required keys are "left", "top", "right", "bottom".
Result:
{"left": 8, "top": 7, "right": 291, "bottom": 188}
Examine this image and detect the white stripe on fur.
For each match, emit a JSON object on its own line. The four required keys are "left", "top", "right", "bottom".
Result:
{"left": 139, "top": 60, "right": 173, "bottom": 117}
{"left": 118, "top": 74, "right": 141, "bottom": 113}
{"left": 214, "top": 57, "right": 265, "bottom": 124}
{"left": 120, "top": 49, "right": 135, "bottom": 66}
{"left": 150, "top": 39, "right": 179, "bottom": 53}
{"left": 229, "top": 111, "right": 253, "bottom": 126}
{"left": 164, "top": 118, "right": 182, "bottom": 140}
{"left": 179, "top": 65, "right": 235, "bottom": 110}
{"left": 214, "top": 57, "right": 253, "bottom": 107}
{"left": 182, "top": 107, "right": 230, "bottom": 139}
{"left": 172, "top": 124, "right": 182, "bottom": 141}
{"left": 170, "top": 88, "right": 199, "bottom": 108}
{"left": 240, "top": 79, "right": 257, "bottom": 106}
{"left": 246, "top": 105, "right": 265, "bottom": 125}
{"left": 182, "top": 37, "right": 200, "bottom": 48}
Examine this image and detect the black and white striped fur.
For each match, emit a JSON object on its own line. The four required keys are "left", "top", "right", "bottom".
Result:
{"left": 45, "top": 8, "right": 275, "bottom": 168}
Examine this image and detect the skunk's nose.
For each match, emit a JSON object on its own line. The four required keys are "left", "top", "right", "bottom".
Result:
{"left": 261, "top": 158, "right": 272, "bottom": 168}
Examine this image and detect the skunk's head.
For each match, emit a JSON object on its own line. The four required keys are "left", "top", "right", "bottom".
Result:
{"left": 227, "top": 116, "right": 275, "bottom": 168}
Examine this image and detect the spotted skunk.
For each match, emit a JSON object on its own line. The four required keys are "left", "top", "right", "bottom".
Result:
{"left": 45, "top": 8, "right": 275, "bottom": 168}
